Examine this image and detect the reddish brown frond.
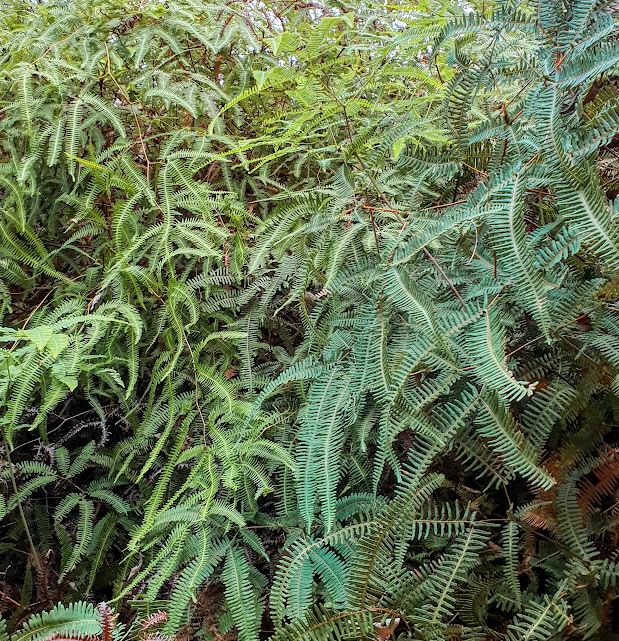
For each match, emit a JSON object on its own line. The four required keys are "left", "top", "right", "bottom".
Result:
{"left": 97, "top": 602, "right": 117, "bottom": 641}
{"left": 578, "top": 447, "right": 619, "bottom": 513}
{"left": 47, "top": 635, "right": 99, "bottom": 641}
{"left": 140, "top": 611, "right": 168, "bottom": 632}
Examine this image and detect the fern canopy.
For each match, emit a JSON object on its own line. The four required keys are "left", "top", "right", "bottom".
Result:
{"left": 2, "top": 0, "right": 619, "bottom": 639}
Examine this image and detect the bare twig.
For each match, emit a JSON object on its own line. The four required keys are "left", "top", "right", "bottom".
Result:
{"left": 104, "top": 41, "right": 151, "bottom": 182}
{"left": 422, "top": 247, "right": 466, "bottom": 308}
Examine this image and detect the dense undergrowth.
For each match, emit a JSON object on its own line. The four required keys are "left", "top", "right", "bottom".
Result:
{"left": 1, "top": 0, "right": 619, "bottom": 639}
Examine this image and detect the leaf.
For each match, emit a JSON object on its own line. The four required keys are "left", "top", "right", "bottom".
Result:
{"left": 55, "top": 374, "right": 78, "bottom": 391}
{"left": 297, "top": 370, "right": 357, "bottom": 533}
{"left": 12, "top": 602, "right": 101, "bottom": 641}
{"left": 223, "top": 547, "right": 262, "bottom": 641}
{"left": 46, "top": 334, "right": 69, "bottom": 359}
{"left": 21, "top": 326, "right": 53, "bottom": 352}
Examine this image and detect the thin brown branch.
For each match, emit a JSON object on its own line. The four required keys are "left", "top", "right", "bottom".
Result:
{"left": 104, "top": 41, "right": 151, "bottom": 182}
{"left": 422, "top": 247, "right": 466, "bottom": 308}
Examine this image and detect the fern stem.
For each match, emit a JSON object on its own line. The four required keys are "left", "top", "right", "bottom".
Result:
{"left": 1, "top": 427, "right": 43, "bottom": 576}
{"left": 181, "top": 328, "right": 208, "bottom": 445}
{"left": 422, "top": 247, "right": 466, "bottom": 308}
{"left": 104, "top": 41, "right": 152, "bottom": 184}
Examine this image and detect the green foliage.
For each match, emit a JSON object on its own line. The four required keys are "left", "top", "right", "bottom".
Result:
{"left": 2, "top": 0, "right": 619, "bottom": 639}
{"left": 11, "top": 602, "right": 104, "bottom": 641}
